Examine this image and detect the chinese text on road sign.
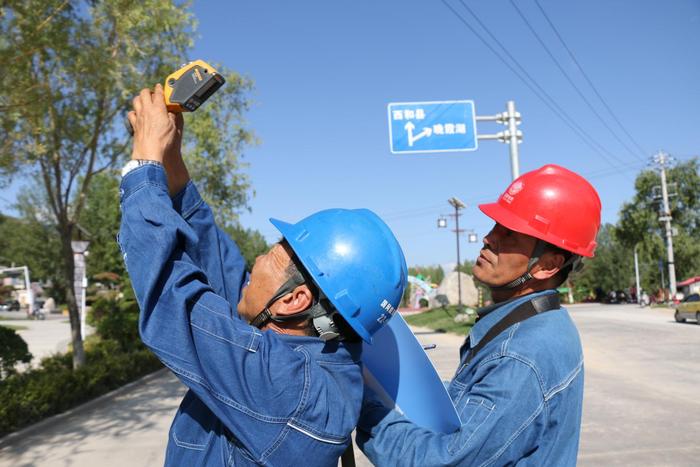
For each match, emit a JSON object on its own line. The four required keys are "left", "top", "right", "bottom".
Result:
{"left": 387, "top": 100, "right": 477, "bottom": 154}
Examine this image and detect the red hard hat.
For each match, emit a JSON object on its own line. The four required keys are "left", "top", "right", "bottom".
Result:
{"left": 479, "top": 164, "right": 601, "bottom": 257}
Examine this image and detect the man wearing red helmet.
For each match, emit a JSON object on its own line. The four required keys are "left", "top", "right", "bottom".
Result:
{"left": 358, "top": 165, "right": 601, "bottom": 466}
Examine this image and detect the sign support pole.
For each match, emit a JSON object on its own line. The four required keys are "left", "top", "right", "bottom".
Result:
{"left": 506, "top": 101, "right": 520, "bottom": 180}
{"left": 476, "top": 100, "right": 522, "bottom": 181}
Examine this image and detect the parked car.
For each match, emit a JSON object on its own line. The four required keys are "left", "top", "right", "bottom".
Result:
{"left": 674, "top": 293, "right": 700, "bottom": 323}
{"left": 0, "top": 299, "right": 21, "bottom": 311}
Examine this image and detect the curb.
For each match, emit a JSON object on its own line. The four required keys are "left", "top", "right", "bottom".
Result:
{"left": 0, "top": 367, "right": 171, "bottom": 449}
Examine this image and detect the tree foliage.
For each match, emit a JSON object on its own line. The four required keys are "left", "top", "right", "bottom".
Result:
{"left": 224, "top": 224, "right": 269, "bottom": 270}
{"left": 409, "top": 265, "right": 445, "bottom": 285}
{"left": 0, "top": 196, "right": 64, "bottom": 300}
{"left": 183, "top": 72, "right": 256, "bottom": 226}
{"left": 573, "top": 158, "right": 700, "bottom": 297}
{"left": 0, "top": 326, "right": 32, "bottom": 379}
{"left": 79, "top": 170, "right": 125, "bottom": 278}
{"left": 0, "top": 1, "right": 255, "bottom": 368}
{"left": 572, "top": 224, "right": 634, "bottom": 297}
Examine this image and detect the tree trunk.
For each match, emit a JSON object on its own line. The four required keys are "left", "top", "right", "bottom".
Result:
{"left": 59, "top": 227, "right": 86, "bottom": 369}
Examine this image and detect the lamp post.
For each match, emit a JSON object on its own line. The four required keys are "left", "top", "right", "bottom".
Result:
{"left": 71, "top": 240, "right": 90, "bottom": 339}
{"left": 438, "top": 201, "right": 478, "bottom": 312}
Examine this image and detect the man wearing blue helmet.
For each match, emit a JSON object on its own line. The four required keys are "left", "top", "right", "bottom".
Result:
{"left": 120, "top": 86, "right": 407, "bottom": 466}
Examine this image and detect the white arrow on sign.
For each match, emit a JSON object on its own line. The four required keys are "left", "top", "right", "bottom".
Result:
{"left": 405, "top": 122, "right": 432, "bottom": 147}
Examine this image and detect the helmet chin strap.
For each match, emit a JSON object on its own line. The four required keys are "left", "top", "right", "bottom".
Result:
{"left": 249, "top": 273, "right": 343, "bottom": 341}
{"left": 491, "top": 240, "right": 582, "bottom": 291}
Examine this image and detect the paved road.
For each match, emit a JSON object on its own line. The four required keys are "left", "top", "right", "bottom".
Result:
{"left": 0, "top": 313, "right": 93, "bottom": 369}
{"left": 574, "top": 304, "right": 700, "bottom": 466}
{"left": 1, "top": 303, "right": 698, "bottom": 466}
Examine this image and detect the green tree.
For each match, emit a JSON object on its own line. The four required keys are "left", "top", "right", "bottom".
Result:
{"left": 0, "top": 1, "right": 254, "bottom": 368}
{"left": 80, "top": 170, "right": 125, "bottom": 278}
{"left": 409, "top": 265, "right": 445, "bottom": 285}
{"left": 0, "top": 327, "right": 32, "bottom": 379}
{"left": 616, "top": 158, "right": 700, "bottom": 293}
{"left": 224, "top": 224, "right": 269, "bottom": 270}
{"left": 0, "top": 197, "right": 64, "bottom": 301}
{"left": 571, "top": 224, "right": 635, "bottom": 296}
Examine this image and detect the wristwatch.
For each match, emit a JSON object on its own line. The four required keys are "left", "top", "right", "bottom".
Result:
{"left": 121, "top": 159, "right": 163, "bottom": 178}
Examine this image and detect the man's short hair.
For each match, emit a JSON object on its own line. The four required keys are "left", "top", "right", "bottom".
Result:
{"left": 542, "top": 242, "right": 577, "bottom": 287}
{"left": 281, "top": 240, "right": 360, "bottom": 342}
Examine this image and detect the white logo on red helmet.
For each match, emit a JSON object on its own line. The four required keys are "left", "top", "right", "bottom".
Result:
{"left": 502, "top": 180, "right": 523, "bottom": 204}
{"left": 508, "top": 180, "right": 524, "bottom": 196}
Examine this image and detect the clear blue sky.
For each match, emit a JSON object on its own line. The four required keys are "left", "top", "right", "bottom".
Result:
{"left": 5, "top": 0, "right": 700, "bottom": 269}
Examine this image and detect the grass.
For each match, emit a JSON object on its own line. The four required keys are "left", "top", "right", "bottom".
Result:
{"left": 405, "top": 306, "right": 475, "bottom": 336}
{"left": 0, "top": 324, "right": 28, "bottom": 331}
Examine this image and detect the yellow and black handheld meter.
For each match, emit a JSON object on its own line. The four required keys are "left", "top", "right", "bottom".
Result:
{"left": 164, "top": 59, "right": 225, "bottom": 112}
{"left": 126, "top": 59, "right": 225, "bottom": 134}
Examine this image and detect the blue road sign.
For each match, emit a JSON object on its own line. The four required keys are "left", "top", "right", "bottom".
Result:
{"left": 388, "top": 100, "right": 478, "bottom": 154}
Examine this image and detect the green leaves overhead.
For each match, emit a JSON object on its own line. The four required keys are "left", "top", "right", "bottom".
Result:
{"left": 0, "top": 0, "right": 256, "bottom": 368}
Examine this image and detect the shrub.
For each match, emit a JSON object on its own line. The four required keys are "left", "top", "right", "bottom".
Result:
{"left": 0, "top": 326, "right": 32, "bottom": 379}
{"left": 0, "top": 342, "right": 161, "bottom": 437}
{"left": 0, "top": 282, "right": 164, "bottom": 438}
{"left": 90, "top": 295, "right": 142, "bottom": 352}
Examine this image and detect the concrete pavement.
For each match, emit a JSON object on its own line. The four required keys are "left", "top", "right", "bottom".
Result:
{"left": 0, "top": 313, "right": 94, "bottom": 369}
{"left": 0, "top": 369, "right": 186, "bottom": 467}
{"left": 574, "top": 304, "right": 700, "bottom": 466}
{"left": 1, "top": 303, "right": 699, "bottom": 466}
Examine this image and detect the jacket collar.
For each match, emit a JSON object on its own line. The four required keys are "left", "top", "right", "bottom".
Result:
{"left": 469, "top": 289, "right": 558, "bottom": 348}
{"left": 274, "top": 333, "right": 363, "bottom": 364}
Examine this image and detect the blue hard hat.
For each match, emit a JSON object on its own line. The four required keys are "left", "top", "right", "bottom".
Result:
{"left": 270, "top": 209, "right": 408, "bottom": 343}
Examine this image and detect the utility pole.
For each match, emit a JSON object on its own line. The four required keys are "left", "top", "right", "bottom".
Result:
{"left": 634, "top": 244, "right": 641, "bottom": 305}
{"left": 438, "top": 208, "right": 479, "bottom": 312}
{"left": 652, "top": 151, "right": 677, "bottom": 300}
{"left": 448, "top": 197, "right": 466, "bottom": 312}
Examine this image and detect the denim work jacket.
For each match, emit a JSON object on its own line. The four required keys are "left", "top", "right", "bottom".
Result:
{"left": 118, "top": 165, "right": 363, "bottom": 466}
{"left": 358, "top": 290, "right": 584, "bottom": 466}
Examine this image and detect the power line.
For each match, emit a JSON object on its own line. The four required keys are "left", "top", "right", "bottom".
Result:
{"left": 509, "top": 0, "right": 647, "bottom": 162}
{"left": 381, "top": 203, "right": 446, "bottom": 221}
{"left": 383, "top": 161, "right": 648, "bottom": 223}
{"left": 533, "top": 0, "right": 649, "bottom": 159}
{"left": 442, "top": 0, "right": 635, "bottom": 172}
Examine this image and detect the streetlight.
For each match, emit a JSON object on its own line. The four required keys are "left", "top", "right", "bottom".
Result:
{"left": 437, "top": 200, "right": 477, "bottom": 312}
{"left": 71, "top": 240, "right": 90, "bottom": 339}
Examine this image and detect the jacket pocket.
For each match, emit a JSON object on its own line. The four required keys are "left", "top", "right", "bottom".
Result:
{"left": 170, "top": 396, "right": 216, "bottom": 451}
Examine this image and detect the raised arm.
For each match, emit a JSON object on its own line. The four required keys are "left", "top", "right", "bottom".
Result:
{"left": 170, "top": 180, "right": 249, "bottom": 308}
{"left": 118, "top": 162, "right": 306, "bottom": 455}
{"left": 159, "top": 112, "right": 248, "bottom": 309}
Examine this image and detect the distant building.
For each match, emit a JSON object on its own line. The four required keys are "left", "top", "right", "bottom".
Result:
{"left": 678, "top": 276, "right": 700, "bottom": 296}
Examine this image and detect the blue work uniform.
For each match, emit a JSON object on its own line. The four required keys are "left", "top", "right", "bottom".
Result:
{"left": 358, "top": 290, "right": 584, "bottom": 466}
{"left": 118, "top": 165, "right": 363, "bottom": 466}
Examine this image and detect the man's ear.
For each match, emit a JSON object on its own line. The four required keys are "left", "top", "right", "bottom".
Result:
{"left": 531, "top": 251, "right": 565, "bottom": 280}
{"left": 274, "top": 284, "right": 313, "bottom": 316}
